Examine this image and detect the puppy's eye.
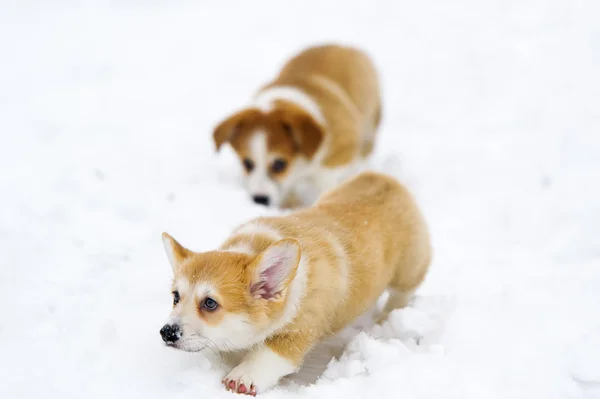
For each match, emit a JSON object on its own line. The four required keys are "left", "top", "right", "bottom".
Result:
{"left": 202, "top": 297, "right": 219, "bottom": 311}
{"left": 172, "top": 291, "right": 180, "bottom": 306}
{"left": 243, "top": 158, "right": 254, "bottom": 172}
{"left": 271, "top": 158, "right": 288, "bottom": 174}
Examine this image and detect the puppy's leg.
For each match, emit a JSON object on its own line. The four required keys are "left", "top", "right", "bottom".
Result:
{"left": 360, "top": 140, "right": 375, "bottom": 158}
{"left": 377, "top": 258, "right": 430, "bottom": 324}
{"left": 376, "top": 288, "right": 415, "bottom": 324}
{"left": 373, "top": 102, "right": 382, "bottom": 130}
{"left": 360, "top": 102, "right": 381, "bottom": 158}
{"left": 223, "top": 333, "right": 314, "bottom": 395}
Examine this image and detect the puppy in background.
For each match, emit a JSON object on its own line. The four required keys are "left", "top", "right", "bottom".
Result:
{"left": 159, "top": 171, "right": 431, "bottom": 395}
{"left": 212, "top": 43, "right": 382, "bottom": 209}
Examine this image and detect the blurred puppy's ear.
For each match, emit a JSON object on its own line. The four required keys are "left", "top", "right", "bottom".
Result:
{"left": 212, "top": 109, "right": 262, "bottom": 151}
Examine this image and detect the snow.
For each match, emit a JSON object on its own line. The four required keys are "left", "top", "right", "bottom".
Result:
{"left": 1, "top": 0, "right": 600, "bottom": 398}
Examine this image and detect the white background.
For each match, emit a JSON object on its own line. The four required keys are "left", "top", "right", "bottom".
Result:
{"left": 1, "top": 1, "right": 599, "bottom": 398}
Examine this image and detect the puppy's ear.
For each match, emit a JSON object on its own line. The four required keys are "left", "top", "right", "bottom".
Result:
{"left": 212, "top": 109, "right": 262, "bottom": 152}
{"left": 247, "top": 238, "right": 301, "bottom": 301}
{"left": 161, "top": 232, "right": 193, "bottom": 273}
{"left": 295, "top": 115, "right": 323, "bottom": 158}
{"left": 279, "top": 110, "right": 323, "bottom": 159}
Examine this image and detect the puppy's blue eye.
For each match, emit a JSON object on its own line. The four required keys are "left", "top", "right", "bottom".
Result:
{"left": 202, "top": 297, "right": 218, "bottom": 311}
{"left": 172, "top": 291, "right": 180, "bottom": 306}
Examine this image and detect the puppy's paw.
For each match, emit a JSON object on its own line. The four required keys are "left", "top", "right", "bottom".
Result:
{"left": 375, "top": 312, "right": 391, "bottom": 325}
{"left": 222, "top": 346, "right": 297, "bottom": 395}
{"left": 223, "top": 362, "right": 266, "bottom": 396}
{"left": 222, "top": 371, "right": 257, "bottom": 396}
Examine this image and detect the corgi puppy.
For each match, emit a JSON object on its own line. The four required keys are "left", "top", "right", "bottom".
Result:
{"left": 159, "top": 171, "right": 431, "bottom": 395}
{"left": 212, "top": 43, "right": 382, "bottom": 209}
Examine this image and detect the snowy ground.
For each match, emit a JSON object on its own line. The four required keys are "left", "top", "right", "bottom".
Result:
{"left": 1, "top": 1, "right": 600, "bottom": 398}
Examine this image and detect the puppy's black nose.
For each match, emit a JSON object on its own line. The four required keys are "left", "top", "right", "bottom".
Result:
{"left": 252, "top": 195, "right": 270, "bottom": 206}
{"left": 160, "top": 324, "right": 181, "bottom": 343}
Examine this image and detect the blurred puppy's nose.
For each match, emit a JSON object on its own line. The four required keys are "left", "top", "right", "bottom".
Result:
{"left": 252, "top": 195, "right": 270, "bottom": 206}
{"left": 160, "top": 324, "right": 181, "bottom": 343}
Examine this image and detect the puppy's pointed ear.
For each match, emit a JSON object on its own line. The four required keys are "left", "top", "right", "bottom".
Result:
{"left": 248, "top": 238, "right": 301, "bottom": 301}
{"left": 212, "top": 109, "right": 262, "bottom": 152}
{"left": 161, "top": 232, "right": 193, "bottom": 272}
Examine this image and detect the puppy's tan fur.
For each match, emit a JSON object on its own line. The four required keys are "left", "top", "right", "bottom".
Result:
{"left": 161, "top": 172, "right": 431, "bottom": 395}
{"left": 212, "top": 44, "right": 382, "bottom": 208}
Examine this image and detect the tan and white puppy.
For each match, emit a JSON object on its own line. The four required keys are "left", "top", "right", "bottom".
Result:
{"left": 212, "top": 44, "right": 382, "bottom": 209}
{"left": 159, "top": 171, "right": 431, "bottom": 395}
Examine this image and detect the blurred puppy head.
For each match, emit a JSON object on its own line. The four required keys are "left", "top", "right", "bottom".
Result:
{"left": 212, "top": 102, "right": 323, "bottom": 207}
{"left": 159, "top": 233, "right": 301, "bottom": 352}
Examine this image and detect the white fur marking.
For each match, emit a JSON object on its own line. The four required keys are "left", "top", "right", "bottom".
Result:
{"left": 175, "top": 277, "right": 190, "bottom": 296}
{"left": 224, "top": 345, "right": 297, "bottom": 393}
{"left": 195, "top": 282, "right": 217, "bottom": 299}
{"left": 246, "top": 133, "right": 280, "bottom": 204}
{"left": 223, "top": 242, "right": 255, "bottom": 255}
{"left": 253, "top": 86, "right": 326, "bottom": 125}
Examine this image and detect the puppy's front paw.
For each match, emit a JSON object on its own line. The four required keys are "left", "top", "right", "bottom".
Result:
{"left": 222, "top": 366, "right": 258, "bottom": 396}
{"left": 222, "top": 345, "right": 298, "bottom": 395}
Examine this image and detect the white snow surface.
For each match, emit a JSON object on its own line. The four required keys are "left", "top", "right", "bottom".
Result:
{"left": 1, "top": 1, "right": 600, "bottom": 398}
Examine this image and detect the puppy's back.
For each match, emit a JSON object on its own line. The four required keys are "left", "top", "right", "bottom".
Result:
{"left": 275, "top": 44, "right": 380, "bottom": 123}
{"left": 317, "top": 171, "right": 400, "bottom": 206}
{"left": 317, "top": 171, "right": 431, "bottom": 277}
